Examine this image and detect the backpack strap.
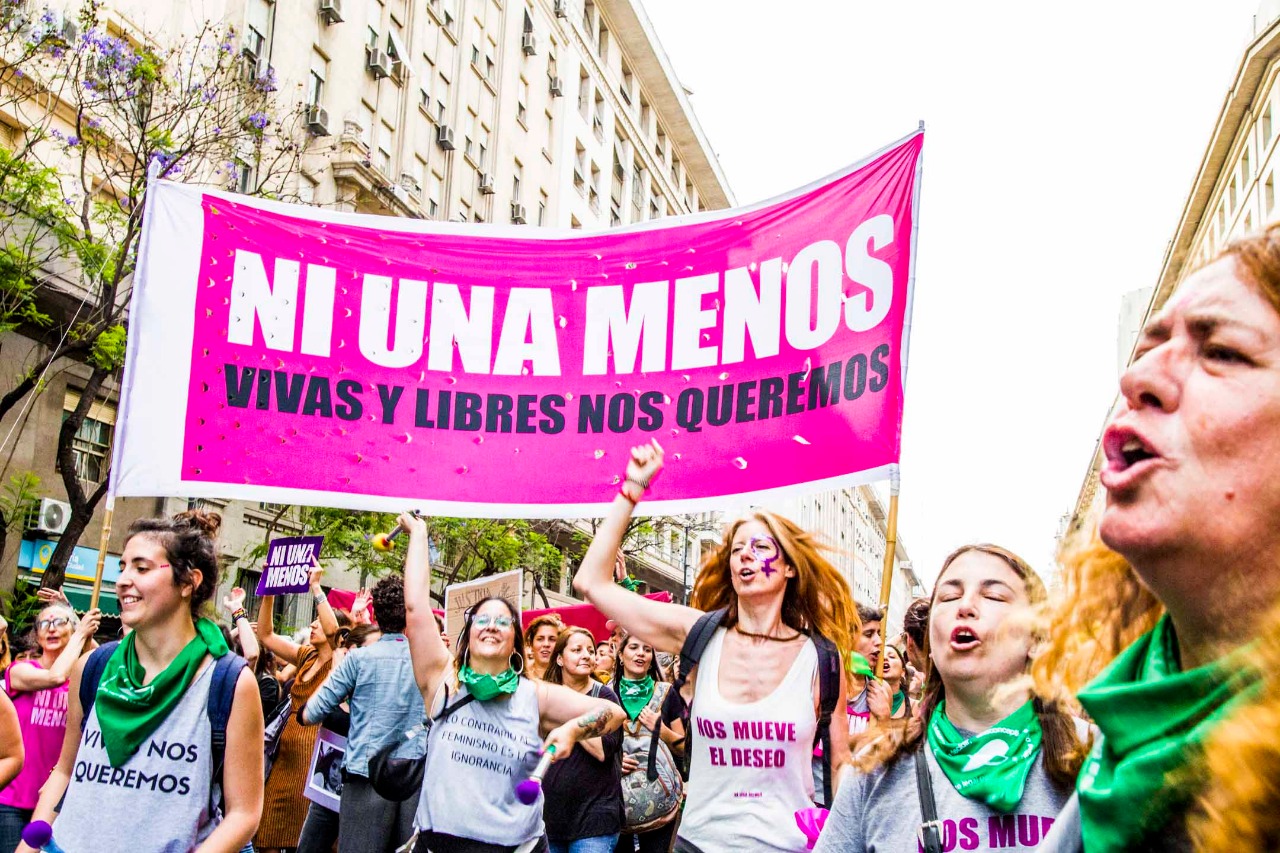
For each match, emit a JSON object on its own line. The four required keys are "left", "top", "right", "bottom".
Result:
{"left": 914, "top": 742, "right": 944, "bottom": 853}
{"left": 648, "top": 608, "right": 726, "bottom": 781}
{"left": 812, "top": 635, "right": 841, "bottom": 807}
{"left": 207, "top": 653, "right": 248, "bottom": 815}
{"left": 78, "top": 641, "right": 120, "bottom": 728}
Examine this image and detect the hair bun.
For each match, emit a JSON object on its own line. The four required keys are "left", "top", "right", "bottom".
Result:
{"left": 173, "top": 509, "right": 222, "bottom": 540}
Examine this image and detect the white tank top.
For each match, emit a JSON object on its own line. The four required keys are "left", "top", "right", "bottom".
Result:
{"left": 679, "top": 628, "right": 818, "bottom": 853}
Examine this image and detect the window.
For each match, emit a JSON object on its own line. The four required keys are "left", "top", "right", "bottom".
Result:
{"left": 1265, "top": 103, "right": 1274, "bottom": 149}
{"left": 245, "top": 0, "right": 271, "bottom": 58}
{"left": 573, "top": 143, "right": 586, "bottom": 195}
{"left": 359, "top": 102, "right": 374, "bottom": 147}
{"left": 578, "top": 68, "right": 590, "bottom": 118}
{"left": 582, "top": 0, "right": 595, "bottom": 36}
{"left": 589, "top": 163, "right": 601, "bottom": 213}
{"left": 436, "top": 73, "right": 450, "bottom": 123}
{"left": 463, "top": 109, "right": 476, "bottom": 160}
{"left": 620, "top": 63, "right": 633, "bottom": 105}
{"left": 517, "top": 78, "right": 529, "bottom": 125}
{"left": 1243, "top": 147, "right": 1253, "bottom": 183}
{"left": 471, "top": 44, "right": 481, "bottom": 67}
{"left": 538, "top": 189, "right": 548, "bottom": 226}
{"left": 597, "top": 23, "right": 608, "bottom": 60}
{"left": 377, "top": 122, "right": 393, "bottom": 175}
{"left": 62, "top": 391, "right": 115, "bottom": 485}
{"left": 428, "top": 171, "right": 443, "bottom": 217}
{"left": 545, "top": 109, "right": 555, "bottom": 156}
{"left": 592, "top": 91, "right": 604, "bottom": 141}
{"left": 478, "top": 124, "right": 490, "bottom": 169}
{"left": 654, "top": 128, "right": 666, "bottom": 162}
{"left": 513, "top": 160, "right": 523, "bottom": 202}
{"left": 307, "top": 50, "right": 327, "bottom": 107}
{"left": 410, "top": 156, "right": 426, "bottom": 194}
{"left": 631, "top": 162, "right": 643, "bottom": 211}
{"left": 366, "top": 0, "right": 381, "bottom": 48}
{"left": 484, "top": 41, "right": 496, "bottom": 81}
{"left": 523, "top": 9, "right": 533, "bottom": 33}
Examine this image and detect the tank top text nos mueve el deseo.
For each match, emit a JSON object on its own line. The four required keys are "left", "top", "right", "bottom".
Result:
{"left": 679, "top": 628, "right": 819, "bottom": 853}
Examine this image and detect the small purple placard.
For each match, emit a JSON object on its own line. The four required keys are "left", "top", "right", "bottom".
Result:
{"left": 255, "top": 535, "right": 324, "bottom": 595}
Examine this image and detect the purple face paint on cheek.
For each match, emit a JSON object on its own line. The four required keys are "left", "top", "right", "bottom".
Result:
{"left": 748, "top": 536, "right": 780, "bottom": 577}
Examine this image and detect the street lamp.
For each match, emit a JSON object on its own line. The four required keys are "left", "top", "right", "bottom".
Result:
{"left": 681, "top": 520, "right": 691, "bottom": 604}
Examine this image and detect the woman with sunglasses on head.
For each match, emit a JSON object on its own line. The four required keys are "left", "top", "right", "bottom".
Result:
{"left": 574, "top": 441, "right": 856, "bottom": 853}
{"left": 613, "top": 632, "right": 682, "bottom": 853}
{"left": 814, "top": 545, "right": 1089, "bottom": 853}
{"left": 541, "top": 627, "right": 624, "bottom": 853}
{"left": 402, "top": 514, "right": 625, "bottom": 853}
{"left": 0, "top": 601, "right": 99, "bottom": 852}
{"left": 19, "top": 510, "right": 264, "bottom": 852}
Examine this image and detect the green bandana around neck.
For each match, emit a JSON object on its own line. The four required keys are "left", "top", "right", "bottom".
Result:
{"left": 459, "top": 664, "right": 520, "bottom": 701}
{"left": 95, "top": 617, "right": 229, "bottom": 768}
{"left": 891, "top": 690, "right": 906, "bottom": 716}
{"left": 926, "top": 699, "right": 1043, "bottom": 813}
{"left": 618, "top": 675, "right": 655, "bottom": 720}
{"left": 848, "top": 652, "right": 876, "bottom": 679}
{"left": 1075, "top": 615, "right": 1259, "bottom": 853}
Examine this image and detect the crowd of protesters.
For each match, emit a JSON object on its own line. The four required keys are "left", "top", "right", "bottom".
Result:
{"left": 0, "top": 226, "right": 1278, "bottom": 850}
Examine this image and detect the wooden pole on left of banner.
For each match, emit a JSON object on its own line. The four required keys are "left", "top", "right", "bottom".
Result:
{"left": 90, "top": 496, "right": 115, "bottom": 609}
{"left": 877, "top": 469, "right": 901, "bottom": 650}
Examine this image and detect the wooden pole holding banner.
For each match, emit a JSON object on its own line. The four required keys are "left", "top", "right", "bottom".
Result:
{"left": 876, "top": 468, "right": 901, "bottom": 650}
{"left": 90, "top": 496, "right": 115, "bottom": 609}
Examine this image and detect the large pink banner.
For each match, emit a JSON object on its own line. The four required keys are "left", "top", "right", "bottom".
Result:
{"left": 114, "top": 131, "right": 922, "bottom": 516}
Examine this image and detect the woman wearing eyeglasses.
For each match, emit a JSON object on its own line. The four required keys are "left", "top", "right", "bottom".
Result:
{"left": 0, "top": 603, "right": 100, "bottom": 852}
{"left": 401, "top": 514, "right": 625, "bottom": 853}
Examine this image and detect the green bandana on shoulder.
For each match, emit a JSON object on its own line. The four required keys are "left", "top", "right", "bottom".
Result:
{"left": 459, "top": 664, "right": 520, "bottom": 701}
{"left": 926, "top": 699, "right": 1042, "bottom": 813}
{"left": 618, "top": 675, "right": 655, "bottom": 720}
{"left": 848, "top": 652, "right": 876, "bottom": 679}
{"left": 1075, "top": 615, "right": 1260, "bottom": 852}
{"left": 95, "top": 617, "right": 229, "bottom": 768}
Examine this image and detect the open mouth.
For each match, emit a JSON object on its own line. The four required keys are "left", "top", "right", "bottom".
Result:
{"left": 950, "top": 626, "right": 980, "bottom": 651}
{"left": 120, "top": 594, "right": 141, "bottom": 607}
{"left": 738, "top": 567, "right": 756, "bottom": 582}
{"left": 1104, "top": 427, "right": 1159, "bottom": 472}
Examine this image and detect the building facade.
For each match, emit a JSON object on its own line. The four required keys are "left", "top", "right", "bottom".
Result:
{"left": 775, "top": 485, "right": 922, "bottom": 637}
{"left": 0, "top": 0, "right": 733, "bottom": 620}
{"left": 1070, "top": 3, "right": 1280, "bottom": 528}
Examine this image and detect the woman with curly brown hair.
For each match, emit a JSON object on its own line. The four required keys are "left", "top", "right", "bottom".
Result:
{"left": 1034, "top": 224, "right": 1280, "bottom": 852}
{"left": 815, "top": 544, "right": 1087, "bottom": 853}
{"left": 574, "top": 440, "right": 856, "bottom": 853}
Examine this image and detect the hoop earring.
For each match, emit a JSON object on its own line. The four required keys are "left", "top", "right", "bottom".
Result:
{"left": 510, "top": 652, "right": 524, "bottom": 675}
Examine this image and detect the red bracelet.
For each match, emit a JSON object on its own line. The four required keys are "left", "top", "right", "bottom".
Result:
{"left": 617, "top": 486, "right": 639, "bottom": 505}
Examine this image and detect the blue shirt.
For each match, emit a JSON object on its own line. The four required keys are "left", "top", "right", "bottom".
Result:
{"left": 303, "top": 633, "right": 425, "bottom": 776}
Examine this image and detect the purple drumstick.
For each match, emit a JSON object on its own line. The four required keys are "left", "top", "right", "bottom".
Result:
{"left": 514, "top": 745, "right": 557, "bottom": 805}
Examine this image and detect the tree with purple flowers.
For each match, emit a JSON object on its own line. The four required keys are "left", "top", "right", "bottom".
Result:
{"left": 0, "top": 1, "right": 307, "bottom": 588}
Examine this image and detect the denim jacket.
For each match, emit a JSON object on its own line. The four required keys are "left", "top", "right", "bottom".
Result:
{"left": 303, "top": 633, "right": 426, "bottom": 776}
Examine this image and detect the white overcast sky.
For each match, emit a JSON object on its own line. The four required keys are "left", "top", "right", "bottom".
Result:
{"left": 642, "top": 0, "right": 1262, "bottom": 585}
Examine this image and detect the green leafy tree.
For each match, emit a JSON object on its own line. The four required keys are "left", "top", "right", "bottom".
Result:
{"left": 0, "top": 5, "right": 309, "bottom": 588}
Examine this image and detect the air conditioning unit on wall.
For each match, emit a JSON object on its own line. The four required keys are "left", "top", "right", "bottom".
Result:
{"left": 28, "top": 498, "right": 71, "bottom": 535}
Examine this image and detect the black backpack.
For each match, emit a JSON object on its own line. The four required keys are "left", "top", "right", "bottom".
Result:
{"left": 649, "top": 608, "right": 843, "bottom": 805}
{"left": 80, "top": 641, "right": 247, "bottom": 813}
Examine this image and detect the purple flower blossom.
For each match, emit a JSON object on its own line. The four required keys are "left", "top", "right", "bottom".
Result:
{"left": 66, "top": 136, "right": 79, "bottom": 146}
{"left": 247, "top": 112, "right": 268, "bottom": 130}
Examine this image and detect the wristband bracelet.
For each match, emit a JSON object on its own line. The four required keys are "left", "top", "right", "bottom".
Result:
{"left": 625, "top": 475, "right": 651, "bottom": 491}
{"left": 617, "top": 486, "right": 639, "bottom": 505}
{"left": 314, "top": 591, "right": 328, "bottom": 605}
{"left": 231, "top": 608, "right": 247, "bottom": 623}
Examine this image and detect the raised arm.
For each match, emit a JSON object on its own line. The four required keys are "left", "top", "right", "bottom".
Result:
{"left": 401, "top": 513, "right": 451, "bottom": 699}
{"left": 253, "top": 593, "right": 303, "bottom": 665}
{"left": 572, "top": 440, "right": 702, "bottom": 654}
{"left": 223, "top": 587, "right": 259, "bottom": 670}
{"left": 310, "top": 562, "right": 341, "bottom": 648}
{"left": 8, "top": 609, "right": 101, "bottom": 693}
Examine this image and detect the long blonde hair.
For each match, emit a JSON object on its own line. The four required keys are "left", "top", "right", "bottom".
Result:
{"left": 691, "top": 510, "right": 854, "bottom": 657}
